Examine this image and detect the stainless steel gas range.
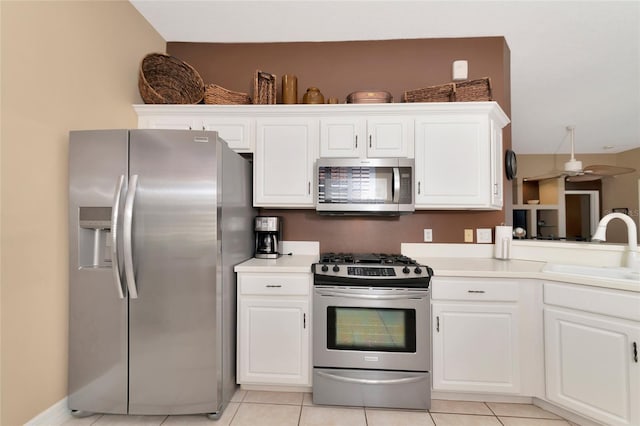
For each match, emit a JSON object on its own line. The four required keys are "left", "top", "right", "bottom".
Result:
{"left": 312, "top": 253, "right": 433, "bottom": 410}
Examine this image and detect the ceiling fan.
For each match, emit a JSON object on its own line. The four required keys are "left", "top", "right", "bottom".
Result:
{"left": 523, "top": 126, "right": 636, "bottom": 182}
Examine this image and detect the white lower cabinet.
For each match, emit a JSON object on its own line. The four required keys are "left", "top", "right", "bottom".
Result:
{"left": 544, "top": 282, "right": 640, "bottom": 426}
{"left": 237, "top": 272, "right": 312, "bottom": 386}
{"left": 431, "top": 277, "right": 523, "bottom": 394}
{"left": 432, "top": 302, "right": 520, "bottom": 394}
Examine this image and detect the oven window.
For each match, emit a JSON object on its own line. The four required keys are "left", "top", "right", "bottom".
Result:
{"left": 327, "top": 307, "right": 416, "bottom": 352}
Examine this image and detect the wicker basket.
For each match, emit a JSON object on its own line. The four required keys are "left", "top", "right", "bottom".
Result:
{"left": 138, "top": 53, "right": 205, "bottom": 104}
{"left": 403, "top": 83, "right": 455, "bottom": 103}
{"left": 204, "top": 84, "right": 251, "bottom": 105}
{"left": 453, "top": 77, "right": 492, "bottom": 102}
{"left": 253, "top": 70, "right": 276, "bottom": 104}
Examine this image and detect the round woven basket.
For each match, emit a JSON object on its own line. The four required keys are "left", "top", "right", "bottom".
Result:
{"left": 138, "top": 53, "right": 205, "bottom": 104}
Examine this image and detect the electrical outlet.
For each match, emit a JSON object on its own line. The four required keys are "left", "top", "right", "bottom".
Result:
{"left": 423, "top": 229, "right": 433, "bottom": 242}
{"left": 477, "top": 228, "right": 492, "bottom": 243}
{"left": 464, "top": 229, "right": 474, "bottom": 243}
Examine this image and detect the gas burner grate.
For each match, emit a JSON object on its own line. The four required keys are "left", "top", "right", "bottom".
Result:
{"left": 319, "top": 252, "right": 419, "bottom": 266}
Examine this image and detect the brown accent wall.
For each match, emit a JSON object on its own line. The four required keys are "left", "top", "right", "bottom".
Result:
{"left": 168, "top": 38, "right": 512, "bottom": 253}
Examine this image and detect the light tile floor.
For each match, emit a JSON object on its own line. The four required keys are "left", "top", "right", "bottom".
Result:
{"left": 61, "top": 389, "right": 580, "bottom": 426}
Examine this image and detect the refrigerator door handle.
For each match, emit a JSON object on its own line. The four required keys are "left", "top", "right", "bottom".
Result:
{"left": 111, "top": 174, "right": 125, "bottom": 299}
{"left": 123, "top": 174, "right": 139, "bottom": 299}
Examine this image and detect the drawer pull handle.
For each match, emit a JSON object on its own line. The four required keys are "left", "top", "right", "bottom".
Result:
{"left": 634, "top": 342, "right": 638, "bottom": 363}
{"left": 266, "top": 284, "right": 282, "bottom": 288}
{"left": 303, "top": 313, "right": 307, "bottom": 329}
{"left": 468, "top": 290, "right": 486, "bottom": 294}
{"left": 355, "top": 135, "right": 358, "bottom": 148}
{"left": 436, "top": 316, "right": 440, "bottom": 332}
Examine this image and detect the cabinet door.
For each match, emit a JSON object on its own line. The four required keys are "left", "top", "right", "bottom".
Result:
{"left": 415, "top": 115, "right": 496, "bottom": 209}
{"left": 138, "top": 115, "right": 199, "bottom": 130}
{"left": 202, "top": 117, "right": 254, "bottom": 153}
{"left": 238, "top": 297, "right": 310, "bottom": 386}
{"left": 366, "top": 117, "right": 411, "bottom": 158}
{"left": 545, "top": 307, "right": 640, "bottom": 426}
{"left": 432, "top": 302, "right": 521, "bottom": 393}
{"left": 319, "top": 118, "right": 364, "bottom": 158}
{"left": 489, "top": 118, "right": 503, "bottom": 208}
{"left": 254, "top": 118, "right": 318, "bottom": 207}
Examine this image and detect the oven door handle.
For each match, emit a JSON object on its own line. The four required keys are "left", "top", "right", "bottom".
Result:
{"left": 316, "top": 370, "right": 425, "bottom": 385}
{"left": 315, "top": 288, "right": 427, "bottom": 300}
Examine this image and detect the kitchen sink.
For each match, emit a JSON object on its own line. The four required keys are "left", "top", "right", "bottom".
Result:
{"left": 543, "top": 263, "right": 640, "bottom": 282}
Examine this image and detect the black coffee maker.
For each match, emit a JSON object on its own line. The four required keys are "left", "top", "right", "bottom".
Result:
{"left": 254, "top": 216, "right": 281, "bottom": 259}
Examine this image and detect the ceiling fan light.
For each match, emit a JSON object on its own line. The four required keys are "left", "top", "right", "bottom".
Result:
{"left": 564, "top": 158, "right": 583, "bottom": 173}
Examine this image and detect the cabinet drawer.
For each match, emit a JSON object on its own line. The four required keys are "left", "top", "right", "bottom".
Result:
{"left": 239, "top": 273, "right": 310, "bottom": 296}
{"left": 432, "top": 277, "right": 519, "bottom": 301}
{"left": 544, "top": 282, "right": 640, "bottom": 321}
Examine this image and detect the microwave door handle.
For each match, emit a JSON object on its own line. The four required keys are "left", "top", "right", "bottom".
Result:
{"left": 111, "top": 175, "right": 125, "bottom": 299}
{"left": 316, "top": 370, "right": 425, "bottom": 385}
{"left": 392, "top": 167, "right": 400, "bottom": 203}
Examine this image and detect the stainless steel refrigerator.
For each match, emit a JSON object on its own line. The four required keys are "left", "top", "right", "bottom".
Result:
{"left": 68, "top": 129, "right": 254, "bottom": 418}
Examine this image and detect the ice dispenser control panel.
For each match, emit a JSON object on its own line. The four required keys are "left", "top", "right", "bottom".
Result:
{"left": 79, "top": 206, "right": 112, "bottom": 229}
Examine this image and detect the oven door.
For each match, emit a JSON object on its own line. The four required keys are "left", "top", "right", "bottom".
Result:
{"left": 313, "top": 285, "right": 430, "bottom": 372}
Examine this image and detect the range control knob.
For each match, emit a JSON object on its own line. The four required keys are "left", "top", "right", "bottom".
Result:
{"left": 402, "top": 266, "right": 410, "bottom": 274}
{"left": 414, "top": 267, "right": 423, "bottom": 274}
{"left": 332, "top": 265, "right": 340, "bottom": 273}
{"left": 321, "top": 264, "right": 329, "bottom": 272}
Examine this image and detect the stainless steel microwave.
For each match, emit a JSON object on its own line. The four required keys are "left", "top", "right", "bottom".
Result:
{"left": 316, "top": 158, "right": 414, "bottom": 215}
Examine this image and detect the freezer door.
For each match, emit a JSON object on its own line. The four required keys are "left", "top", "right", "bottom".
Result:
{"left": 127, "top": 130, "right": 222, "bottom": 415}
{"left": 68, "top": 130, "right": 128, "bottom": 414}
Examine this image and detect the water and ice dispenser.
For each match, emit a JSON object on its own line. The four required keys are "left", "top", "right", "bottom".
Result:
{"left": 77, "top": 206, "right": 112, "bottom": 268}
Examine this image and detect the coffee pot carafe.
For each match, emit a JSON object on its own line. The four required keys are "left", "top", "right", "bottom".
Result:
{"left": 254, "top": 216, "right": 282, "bottom": 259}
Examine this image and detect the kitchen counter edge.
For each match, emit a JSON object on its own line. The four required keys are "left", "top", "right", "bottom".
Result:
{"left": 234, "top": 255, "right": 318, "bottom": 273}
{"left": 418, "top": 257, "right": 640, "bottom": 293}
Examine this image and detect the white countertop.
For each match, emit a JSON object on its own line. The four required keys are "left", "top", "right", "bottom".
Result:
{"left": 234, "top": 242, "right": 640, "bottom": 292}
{"left": 413, "top": 256, "right": 640, "bottom": 293}
{"left": 234, "top": 254, "right": 317, "bottom": 273}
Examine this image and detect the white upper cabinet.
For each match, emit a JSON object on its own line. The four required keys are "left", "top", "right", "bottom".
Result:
{"left": 134, "top": 103, "right": 509, "bottom": 210}
{"left": 319, "top": 116, "right": 412, "bottom": 158}
{"left": 254, "top": 117, "right": 319, "bottom": 208}
{"left": 414, "top": 104, "right": 508, "bottom": 210}
{"left": 134, "top": 105, "right": 254, "bottom": 153}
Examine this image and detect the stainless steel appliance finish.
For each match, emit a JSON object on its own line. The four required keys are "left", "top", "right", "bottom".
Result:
{"left": 254, "top": 216, "right": 281, "bottom": 259}
{"left": 312, "top": 253, "right": 432, "bottom": 410}
{"left": 316, "top": 158, "right": 414, "bottom": 215}
{"left": 68, "top": 129, "right": 254, "bottom": 418}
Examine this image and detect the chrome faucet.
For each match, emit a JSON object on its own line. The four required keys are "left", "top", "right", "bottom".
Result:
{"left": 592, "top": 212, "right": 640, "bottom": 272}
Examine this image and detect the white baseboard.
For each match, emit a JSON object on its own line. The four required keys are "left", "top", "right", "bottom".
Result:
{"left": 533, "top": 398, "right": 604, "bottom": 426}
{"left": 25, "top": 397, "right": 72, "bottom": 426}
